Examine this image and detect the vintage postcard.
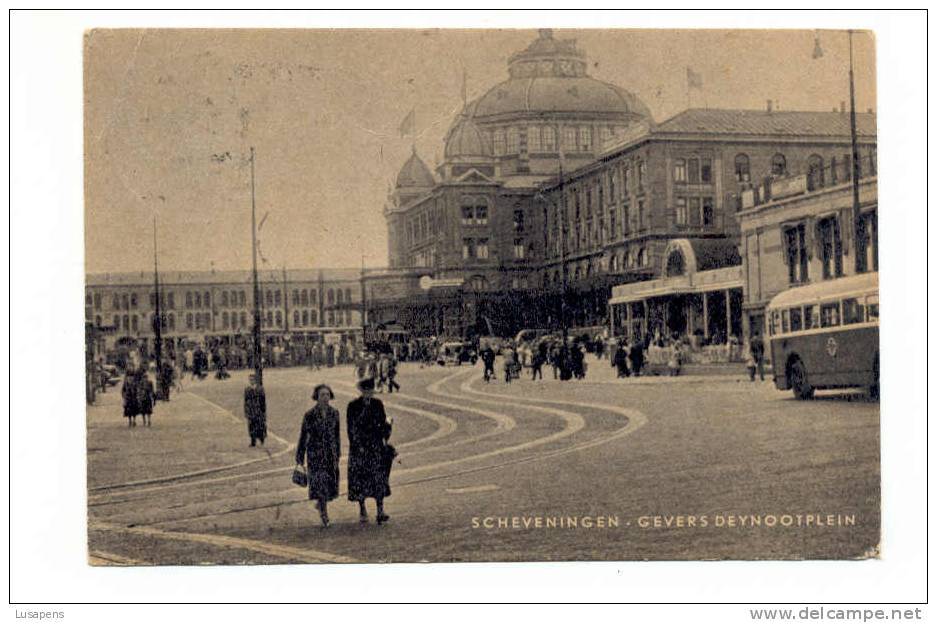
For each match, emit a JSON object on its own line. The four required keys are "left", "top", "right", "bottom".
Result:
{"left": 84, "top": 28, "right": 879, "bottom": 565}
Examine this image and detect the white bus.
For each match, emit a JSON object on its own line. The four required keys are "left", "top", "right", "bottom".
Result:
{"left": 766, "top": 272, "right": 879, "bottom": 399}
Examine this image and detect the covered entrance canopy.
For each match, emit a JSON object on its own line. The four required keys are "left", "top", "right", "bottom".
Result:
{"left": 609, "top": 238, "right": 744, "bottom": 348}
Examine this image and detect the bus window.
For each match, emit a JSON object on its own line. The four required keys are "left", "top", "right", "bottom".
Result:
{"left": 770, "top": 311, "right": 782, "bottom": 336}
{"left": 820, "top": 302, "right": 841, "bottom": 327}
{"left": 842, "top": 297, "right": 865, "bottom": 324}
{"left": 781, "top": 310, "right": 790, "bottom": 333}
{"left": 789, "top": 307, "right": 803, "bottom": 332}
{"left": 804, "top": 305, "right": 819, "bottom": 330}
{"left": 866, "top": 295, "right": 879, "bottom": 320}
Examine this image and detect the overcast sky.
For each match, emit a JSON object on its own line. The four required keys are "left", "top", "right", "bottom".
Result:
{"left": 84, "top": 28, "right": 876, "bottom": 274}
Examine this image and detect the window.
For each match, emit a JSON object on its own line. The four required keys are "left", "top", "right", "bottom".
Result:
{"left": 239, "top": 291, "right": 246, "bottom": 306}
{"left": 475, "top": 204, "right": 488, "bottom": 225}
{"left": 293, "top": 310, "right": 300, "bottom": 326}
{"left": 789, "top": 307, "right": 803, "bottom": 332}
{"left": 513, "top": 239, "right": 525, "bottom": 259}
{"left": 240, "top": 312, "right": 247, "bottom": 327}
{"left": 528, "top": 126, "right": 541, "bottom": 152}
{"left": 818, "top": 216, "right": 844, "bottom": 279}
{"left": 771, "top": 153, "right": 787, "bottom": 176}
{"left": 302, "top": 310, "right": 309, "bottom": 326}
{"left": 734, "top": 154, "right": 751, "bottom": 182}
{"left": 327, "top": 289, "right": 334, "bottom": 304}
{"left": 222, "top": 311, "right": 229, "bottom": 328}
{"left": 345, "top": 288, "right": 352, "bottom": 303}
{"left": 462, "top": 205, "right": 474, "bottom": 225}
{"left": 492, "top": 129, "right": 506, "bottom": 155}
{"left": 506, "top": 127, "right": 519, "bottom": 153}
{"left": 204, "top": 291, "right": 211, "bottom": 307}
{"left": 186, "top": 313, "right": 193, "bottom": 329}
{"left": 702, "top": 197, "right": 714, "bottom": 226}
{"left": 820, "top": 303, "right": 841, "bottom": 327}
{"left": 275, "top": 311, "right": 282, "bottom": 327}
{"left": 804, "top": 305, "right": 819, "bottom": 330}
{"left": 122, "top": 294, "right": 129, "bottom": 310}
{"left": 842, "top": 298, "right": 865, "bottom": 324}
{"left": 336, "top": 289, "right": 344, "bottom": 304}
{"left": 310, "top": 290, "right": 317, "bottom": 305}
{"left": 609, "top": 207, "right": 617, "bottom": 239}
{"left": 784, "top": 223, "right": 809, "bottom": 285}
{"left": 477, "top": 239, "right": 489, "bottom": 259}
{"left": 94, "top": 293, "right": 102, "bottom": 310}
{"left": 675, "top": 197, "right": 688, "bottom": 225}
{"left": 542, "top": 126, "right": 556, "bottom": 151}
{"left": 167, "top": 292, "right": 175, "bottom": 309}
{"left": 562, "top": 127, "right": 577, "bottom": 152}
{"left": 609, "top": 171, "right": 617, "bottom": 202}
{"left": 688, "top": 198, "right": 700, "bottom": 226}
{"left": 310, "top": 310, "right": 318, "bottom": 325}
{"left": 687, "top": 158, "right": 700, "bottom": 183}
{"left": 463, "top": 238, "right": 474, "bottom": 260}
{"left": 130, "top": 293, "right": 137, "bottom": 309}
{"left": 301, "top": 289, "right": 309, "bottom": 306}
{"left": 112, "top": 294, "right": 119, "bottom": 309}
{"left": 346, "top": 311, "right": 352, "bottom": 325}
{"left": 273, "top": 290, "right": 280, "bottom": 306}
{"left": 638, "top": 160, "right": 647, "bottom": 190}
{"left": 857, "top": 211, "right": 879, "bottom": 273}
{"left": 701, "top": 158, "right": 712, "bottom": 183}
{"left": 131, "top": 315, "right": 138, "bottom": 331}
{"left": 622, "top": 203, "right": 630, "bottom": 235}
{"left": 866, "top": 295, "right": 879, "bottom": 321}
{"left": 149, "top": 292, "right": 157, "bottom": 308}
{"left": 513, "top": 209, "right": 524, "bottom": 231}
{"left": 622, "top": 165, "right": 630, "bottom": 194}
{"left": 674, "top": 159, "right": 687, "bottom": 183}
{"left": 327, "top": 311, "right": 335, "bottom": 326}
{"left": 579, "top": 126, "right": 592, "bottom": 151}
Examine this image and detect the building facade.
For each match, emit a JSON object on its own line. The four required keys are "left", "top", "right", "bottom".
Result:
{"left": 738, "top": 153, "right": 878, "bottom": 353}
{"left": 85, "top": 268, "right": 364, "bottom": 355}
{"left": 373, "top": 29, "right": 877, "bottom": 341}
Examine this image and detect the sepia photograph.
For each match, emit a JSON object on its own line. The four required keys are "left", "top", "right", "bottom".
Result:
{"left": 81, "top": 25, "right": 883, "bottom": 566}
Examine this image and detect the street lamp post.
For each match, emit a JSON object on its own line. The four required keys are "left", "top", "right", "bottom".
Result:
{"left": 847, "top": 30, "right": 865, "bottom": 274}
{"left": 249, "top": 147, "right": 263, "bottom": 387}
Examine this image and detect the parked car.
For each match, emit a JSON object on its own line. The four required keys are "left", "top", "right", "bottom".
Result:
{"left": 436, "top": 342, "right": 477, "bottom": 366}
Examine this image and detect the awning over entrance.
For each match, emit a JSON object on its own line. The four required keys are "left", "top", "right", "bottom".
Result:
{"left": 610, "top": 265, "right": 743, "bottom": 304}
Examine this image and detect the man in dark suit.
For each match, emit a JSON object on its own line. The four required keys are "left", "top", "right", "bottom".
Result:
{"left": 243, "top": 374, "right": 267, "bottom": 447}
{"left": 347, "top": 377, "right": 393, "bottom": 524}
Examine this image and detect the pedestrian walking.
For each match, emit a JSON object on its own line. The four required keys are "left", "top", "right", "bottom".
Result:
{"left": 121, "top": 368, "right": 140, "bottom": 427}
{"left": 571, "top": 343, "right": 585, "bottom": 380}
{"left": 295, "top": 384, "right": 341, "bottom": 527}
{"left": 157, "top": 360, "right": 175, "bottom": 401}
{"left": 614, "top": 340, "right": 630, "bottom": 378}
{"left": 244, "top": 374, "right": 267, "bottom": 447}
{"left": 628, "top": 340, "right": 645, "bottom": 377}
{"left": 531, "top": 348, "right": 545, "bottom": 381}
{"left": 502, "top": 344, "right": 515, "bottom": 384}
{"left": 347, "top": 377, "right": 392, "bottom": 525}
{"left": 377, "top": 354, "right": 390, "bottom": 392}
{"left": 480, "top": 343, "right": 496, "bottom": 383}
{"left": 136, "top": 367, "right": 155, "bottom": 427}
{"left": 749, "top": 331, "right": 765, "bottom": 381}
{"left": 386, "top": 355, "right": 401, "bottom": 393}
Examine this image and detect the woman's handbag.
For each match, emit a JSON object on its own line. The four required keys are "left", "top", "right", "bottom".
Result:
{"left": 291, "top": 464, "right": 308, "bottom": 487}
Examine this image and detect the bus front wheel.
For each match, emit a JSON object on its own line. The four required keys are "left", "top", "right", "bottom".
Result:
{"left": 789, "top": 359, "right": 814, "bottom": 400}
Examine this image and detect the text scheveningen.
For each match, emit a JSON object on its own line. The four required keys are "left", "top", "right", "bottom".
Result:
{"left": 472, "top": 515, "right": 620, "bottom": 529}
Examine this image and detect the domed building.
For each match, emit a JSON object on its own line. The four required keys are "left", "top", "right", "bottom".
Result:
{"left": 377, "top": 30, "right": 654, "bottom": 338}
{"left": 370, "top": 30, "right": 874, "bottom": 342}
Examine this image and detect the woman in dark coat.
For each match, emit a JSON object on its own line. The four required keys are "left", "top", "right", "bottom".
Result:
{"left": 244, "top": 374, "right": 267, "bottom": 447}
{"left": 296, "top": 384, "right": 341, "bottom": 527}
{"left": 347, "top": 377, "right": 392, "bottom": 525}
{"left": 136, "top": 368, "right": 155, "bottom": 427}
{"left": 121, "top": 370, "right": 139, "bottom": 427}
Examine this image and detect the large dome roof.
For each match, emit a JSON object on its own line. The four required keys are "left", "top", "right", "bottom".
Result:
{"left": 444, "top": 115, "right": 491, "bottom": 159}
{"left": 472, "top": 76, "right": 651, "bottom": 119}
{"left": 466, "top": 29, "right": 652, "bottom": 121}
{"left": 395, "top": 150, "right": 435, "bottom": 188}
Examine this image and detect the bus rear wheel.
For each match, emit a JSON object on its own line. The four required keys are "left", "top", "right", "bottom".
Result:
{"left": 789, "top": 359, "right": 814, "bottom": 400}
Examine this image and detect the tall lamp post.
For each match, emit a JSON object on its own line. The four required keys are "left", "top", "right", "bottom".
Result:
{"left": 249, "top": 147, "right": 263, "bottom": 387}
{"left": 847, "top": 30, "right": 865, "bottom": 273}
